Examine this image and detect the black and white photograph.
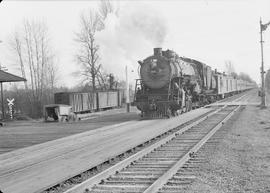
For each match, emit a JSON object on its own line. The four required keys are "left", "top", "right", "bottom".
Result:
{"left": 0, "top": 0, "right": 269, "bottom": 193}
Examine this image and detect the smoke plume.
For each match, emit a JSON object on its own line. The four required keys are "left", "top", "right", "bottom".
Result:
{"left": 96, "top": 3, "right": 168, "bottom": 83}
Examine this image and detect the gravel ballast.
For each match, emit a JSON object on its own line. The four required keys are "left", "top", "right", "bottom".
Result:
{"left": 183, "top": 105, "right": 270, "bottom": 193}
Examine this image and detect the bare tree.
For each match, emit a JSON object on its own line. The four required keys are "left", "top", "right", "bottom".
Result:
{"left": 12, "top": 32, "right": 28, "bottom": 90}
{"left": 238, "top": 72, "right": 253, "bottom": 82}
{"left": 224, "top": 60, "right": 238, "bottom": 78}
{"left": 99, "top": 0, "right": 118, "bottom": 29}
{"left": 75, "top": 10, "right": 104, "bottom": 91}
{"left": 47, "top": 57, "right": 58, "bottom": 91}
{"left": 96, "top": 67, "right": 120, "bottom": 90}
{"left": 10, "top": 20, "right": 58, "bottom": 117}
{"left": 99, "top": 0, "right": 114, "bottom": 20}
{"left": 224, "top": 60, "right": 235, "bottom": 75}
{"left": 75, "top": 1, "right": 119, "bottom": 91}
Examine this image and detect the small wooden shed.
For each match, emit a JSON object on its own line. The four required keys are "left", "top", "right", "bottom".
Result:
{"left": 0, "top": 70, "right": 26, "bottom": 120}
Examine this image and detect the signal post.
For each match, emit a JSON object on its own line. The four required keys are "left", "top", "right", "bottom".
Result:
{"left": 125, "top": 65, "right": 130, "bottom": 113}
{"left": 259, "top": 18, "right": 270, "bottom": 108}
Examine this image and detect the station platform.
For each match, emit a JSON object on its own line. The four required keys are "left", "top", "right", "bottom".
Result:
{"left": 0, "top": 108, "right": 212, "bottom": 193}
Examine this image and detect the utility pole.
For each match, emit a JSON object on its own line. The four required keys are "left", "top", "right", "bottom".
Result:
{"left": 0, "top": 40, "right": 4, "bottom": 119}
{"left": 259, "top": 18, "right": 270, "bottom": 108}
{"left": 0, "top": 83, "right": 4, "bottom": 120}
{"left": 260, "top": 18, "right": 266, "bottom": 108}
{"left": 0, "top": 64, "right": 5, "bottom": 120}
{"left": 125, "top": 65, "right": 130, "bottom": 112}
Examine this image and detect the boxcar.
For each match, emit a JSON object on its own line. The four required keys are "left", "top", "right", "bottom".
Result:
{"left": 54, "top": 90, "right": 122, "bottom": 114}
{"left": 97, "top": 91, "right": 118, "bottom": 109}
{"left": 215, "top": 73, "right": 253, "bottom": 98}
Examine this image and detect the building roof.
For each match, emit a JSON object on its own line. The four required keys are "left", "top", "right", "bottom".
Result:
{"left": 0, "top": 70, "right": 26, "bottom": 83}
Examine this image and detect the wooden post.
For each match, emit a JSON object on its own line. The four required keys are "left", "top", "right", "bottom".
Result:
{"left": 125, "top": 65, "right": 130, "bottom": 112}
{"left": 1, "top": 82, "right": 4, "bottom": 119}
{"left": 260, "top": 18, "right": 266, "bottom": 108}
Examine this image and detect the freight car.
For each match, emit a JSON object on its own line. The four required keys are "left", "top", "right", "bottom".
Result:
{"left": 134, "top": 48, "right": 256, "bottom": 118}
{"left": 54, "top": 90, "right": 123, "bottom": 114}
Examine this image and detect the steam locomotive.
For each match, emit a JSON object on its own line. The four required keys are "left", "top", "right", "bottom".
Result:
{"left": 134, "top": 48, "right": 255, "bottom": 118}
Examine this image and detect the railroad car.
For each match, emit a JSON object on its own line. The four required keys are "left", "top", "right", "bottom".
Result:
{"left": 134, "top": 48, "right": 255, "bottom": 118}
{"left": 54, "top": 90, "right": 123, "bottom": 114}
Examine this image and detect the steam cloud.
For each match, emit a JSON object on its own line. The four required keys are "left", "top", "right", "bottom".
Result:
{"left": 96, "top": 3, "right": 167, "bottom": 83}
{"left": 126, "top": 7, "right": 167, "bottom": 46}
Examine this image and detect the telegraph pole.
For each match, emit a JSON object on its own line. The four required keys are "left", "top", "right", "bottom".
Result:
{"left": 0, "top": 82, "right": 4, "bottom": 120}
{"left": 0, "top": 40, "right": 4, "bottom": 119}
{"left": 260, "top": 18, "right": 268, "bottom": 108}
{"left": 0, "top": 66, "right": 5, "bottom": 120}
{"left": 125, "top": 65, "right": 130, "bottom": 112}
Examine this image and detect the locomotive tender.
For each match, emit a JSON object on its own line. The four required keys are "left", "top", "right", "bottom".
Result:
{"left": 134, "top": 48, "right": 255, "bottom": 117}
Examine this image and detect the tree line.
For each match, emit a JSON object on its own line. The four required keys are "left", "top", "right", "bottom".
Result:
{"left": 224, "top": 60, "right": 255, "bottom": 83}
{"left": 4, "top": 0, "right": 122, "bottom": 119}
{"left": 3, "top": 1, "right": 257, "bottom": 119}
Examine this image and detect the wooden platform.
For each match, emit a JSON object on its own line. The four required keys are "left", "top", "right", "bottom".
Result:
{"left": 0, "top": 107, "right": 139, "bottom": 155}
{"left": 206, "top": 102, "right": 260, "bottom": 106}
{"left": 0, "top": 108, "right": 212, "bottom": 193}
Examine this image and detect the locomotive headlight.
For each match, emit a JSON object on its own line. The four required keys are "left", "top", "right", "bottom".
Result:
{"left": 150, "top": 59, "right": 167, "bottom": 75}
{"left": 150, "top": 59, "right": 160, "bottom": 75}
{"left": 151, "top": 59, "right": 158, "bottom": 68}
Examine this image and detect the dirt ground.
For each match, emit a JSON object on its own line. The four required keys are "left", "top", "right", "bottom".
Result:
{"left": 184, "top": 101, "right": 270, "bottom": 192}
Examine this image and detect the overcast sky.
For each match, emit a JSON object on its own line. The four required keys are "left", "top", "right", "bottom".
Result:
{"left": 0, "top": 0, "right": 270, "bottom": 88}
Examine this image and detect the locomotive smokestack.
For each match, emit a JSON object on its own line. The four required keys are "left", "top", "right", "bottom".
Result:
{"left": 154, "top": 48, "right": 162, "bottom": 56}
{"left": 138, "top": 61, "right": 143, "bottom": 66}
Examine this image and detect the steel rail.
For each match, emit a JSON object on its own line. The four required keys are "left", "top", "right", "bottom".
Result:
{"left": 59, "top": 91, "right": 246, "bottom": 193}
{"left": 63, "top": 106, "right": 231, "bottom": 193}
{"left": 143, "top": 105, "right": 241, "bottom": 193}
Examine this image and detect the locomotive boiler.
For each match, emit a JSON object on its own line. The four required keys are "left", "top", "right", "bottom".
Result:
{"left": 134, "top": 48, "right": 254, "bottom": 118}
{"left": 134, "top": 48, "right": 203, "bottom": 117}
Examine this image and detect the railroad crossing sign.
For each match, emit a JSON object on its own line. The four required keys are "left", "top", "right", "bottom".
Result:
{"left": 7, "top": 98, "right": 14, "bottom": 106}
{"left": 7, "top": 98, "right": 15, "bottom": 119}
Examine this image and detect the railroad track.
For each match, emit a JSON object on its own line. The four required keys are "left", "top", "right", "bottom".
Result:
{"left": 158, "top": 115, "right": 238, "bottom": 193}
{"left": 60, "top": 105, "right": 240, "bottom": 193}
{"left": 41, "top": 92, "right": 249, "bottom": 193}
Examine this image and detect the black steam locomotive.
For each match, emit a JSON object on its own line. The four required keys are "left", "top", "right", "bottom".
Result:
{"left": 134, "top": 48, "right": 255, "bottom": 118}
